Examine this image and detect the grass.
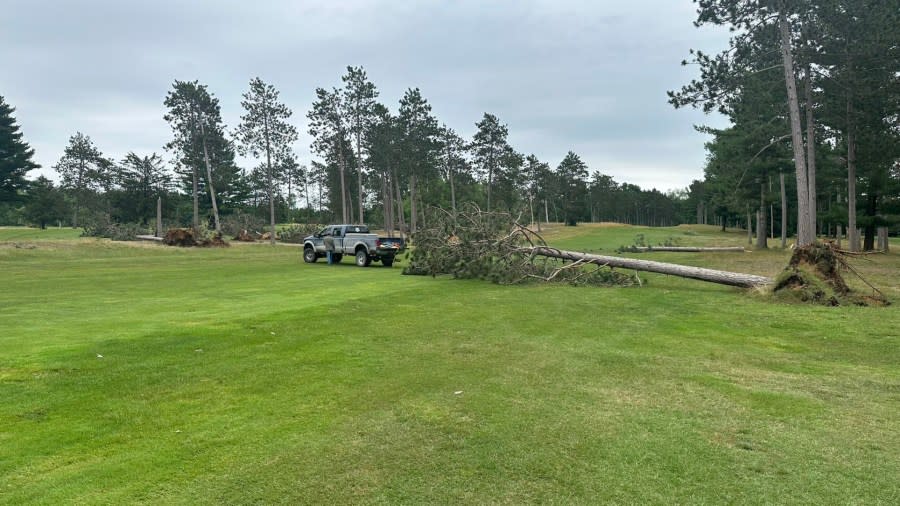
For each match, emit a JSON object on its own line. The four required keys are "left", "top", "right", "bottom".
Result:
{"left": 1, "top": 225, "right": 898, "bottom": 504}
{"left": 0, "top": 226, "right": 83, "bottom": 241}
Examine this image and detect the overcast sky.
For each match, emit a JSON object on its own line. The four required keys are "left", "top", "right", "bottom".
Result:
{"left": 2, "top": 0, "right": 731, "bottom": 192}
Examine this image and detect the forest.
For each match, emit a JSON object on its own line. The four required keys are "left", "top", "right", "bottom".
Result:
{"left": 1, "top": 0, "right": 897, "bottom": 249}
{"left": 0, "top": 74, "right": 686, "bottom": 239}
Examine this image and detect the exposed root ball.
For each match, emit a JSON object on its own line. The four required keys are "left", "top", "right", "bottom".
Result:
{"left": 163, "top": 228, "right": 229, "bottom": 248}
{"left": 163, "top": 228, "right": 196, "bottom": 247}
{"left": 774, "top": 243, "right": 888, "bottom": 306}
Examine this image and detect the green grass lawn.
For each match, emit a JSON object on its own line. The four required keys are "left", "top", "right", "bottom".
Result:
{"left": 0, "top": 226, "right": 83, "bottom": 241}
{"left": 1, "top": 226, "right": 898, "bottom": 504}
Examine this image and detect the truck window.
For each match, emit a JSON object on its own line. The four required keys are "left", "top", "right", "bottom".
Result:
{"left": 347, "top": 226, "right": 368, "bottom": 234}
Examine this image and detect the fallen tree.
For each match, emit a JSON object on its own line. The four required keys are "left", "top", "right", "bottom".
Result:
{"left": 403, "top": 205, "right": 770, "bottom": 288}
{"left": 620, "top": 246, "right": 746, "bottom": 253}
{"left": 403, "top": 206, "right": 888, "bottom": 305}
{"left": 526, "top": 247, "right": 771, "bottom": 288}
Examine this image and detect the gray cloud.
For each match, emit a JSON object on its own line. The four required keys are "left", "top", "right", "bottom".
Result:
{"left": 2, "top": 0, "right": 729, "bottom": 192}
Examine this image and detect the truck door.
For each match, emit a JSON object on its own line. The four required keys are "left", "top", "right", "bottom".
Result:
{"left": 333, "top": 226, "right": 346, "bottom": 253}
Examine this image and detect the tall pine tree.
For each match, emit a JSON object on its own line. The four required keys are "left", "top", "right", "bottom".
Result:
{"left": 0, "top": 96, "right": 39, "bottom": 202}
{"left": 54, "top": 132, "right": 111, "bottom": 227}
{"left": 236, "top": 77, "right": 299, "bottom": 245}
{"left": 164, "top": 81, "right": 233, "bottom": 234}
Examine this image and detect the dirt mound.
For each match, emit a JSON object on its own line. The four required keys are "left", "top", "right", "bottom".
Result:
{"left": 233, "top": 229, "right": 256, "bottom": 242}
{"left": 198, "top": 234, "right": 229, "bottom": 248}
{"left": 163, "top": 228, "right": 196, "bottom": 247}
{"left": 163, "top": 228, "right": 229, "bottom": 248}
{"left": 774, "top": 243, "right": 888, "bottom": 306}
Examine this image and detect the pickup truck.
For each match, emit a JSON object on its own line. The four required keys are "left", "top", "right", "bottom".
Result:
{"left": 302, "top": 224, "right": 405, "bottom": 267}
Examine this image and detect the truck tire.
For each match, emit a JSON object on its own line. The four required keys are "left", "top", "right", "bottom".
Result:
{"left": 382, "top": 258, "right": 393, "bottom": 267}
{"left": 355, "top": 249, "right": 371, "bottom": 267}
{"left": 303, "top": 247, "right": 317, "bottom": 263}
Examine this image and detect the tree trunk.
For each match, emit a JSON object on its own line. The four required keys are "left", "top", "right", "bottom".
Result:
{"left": 393, "top": 169, "right": 406, "bottom": 238}
{"left": 778, "top": 11, "right": 813, "bottom": 246}
{"left": 863, "top": 194, "right": 876, "bottom": 251}
{"left": 780, "top": 171, "right": 787, "bottom": 247}
{"left": 847, "top": 99, "right": 859, "bottom": 252}
{"left": 192, "top": 165, "right": 199, "bottom": 236}
{"left": 877, "top": 227, "right": 889, "bottom": 252}
{"left": 199, "top": 122, "right": 221, "bottom": 234}
{"left": 835, "top": 191, "right": 842, "bottom": 248}
{"left": 528, "top": 247, "right": 771, "bottom": 288}
{"left": 263, "top": 108, "right": 275, "bottom": 245}
{"left": 804, "top": 65, "right": 817, "bottom": 238}
{"left": 304, "top": 175, "right": 311, "bottom": 222}
{"left": 337, "top": 139, "right": 348, "bottom": 223}
{"left": 449, "top": 164, "right": 456, "bottom": 215}
{"left": 747, "top": 209, "right": 752, "bottom": 245}
{"left": 409, "top": 174, "right": 418, "bottom": 235}
{"left": 357, "top": 135, "right": 364, "bottom": 226}
{"left": 627, "top": 246, "right": 746, "bottom": 253}
{"left": 530, "top": 196, "right": 535, "bottom": 228}
{"left": 156, "top": 197, "right": 162, "bottom": 237}
{"left": 383, "top": 175, "right": 393, "bottom": 237}
{"left": 757, "top": 182, "right": 768, "bottom": 249}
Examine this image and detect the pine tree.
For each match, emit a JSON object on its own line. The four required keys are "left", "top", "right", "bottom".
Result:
{"left": 365, "top": 103, "right": 400, "bottom": 234}
{"left": 397, "top": 88, "right": 440, "bottom": 234}
{"left": 671, "top": 0, "right": 818, "bottom": 245}
{"left": 54, "top": 132, "right": 111, "bottom": 227}
{"left": 116, "top": 152, "right": 172, "bottom": 224}
{"left": 308, "top": 87, "right": 350, "bottom": 223}
{"left": 555, "top": 151, "right": 589, "bottom": 226}
{"left": 164, "top": 80, "right": 232, "bottom": 234}
{"left": 342, "top": 66, "right": 378, "bottom": 224}
{"left": 438, "top": 124, "right": 468, "bottom": 215}
{"left": 470, "top": 113, "right": 510, "bottom": 211}
{"left": 236, "top": 77, "right": 299, "bottom": 245}
{"left": 22, "top": 177, "right": 67, "bottom": 229}
{"left": 0, "top": 96, "right": 39, "bottom": 202}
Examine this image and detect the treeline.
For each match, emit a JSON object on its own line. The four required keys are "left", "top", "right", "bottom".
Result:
{"left": 2, "top": 69, "right": 693, "bottom": 235}
{"left": 671, "top": 0, "right": 899, "bottom": 251}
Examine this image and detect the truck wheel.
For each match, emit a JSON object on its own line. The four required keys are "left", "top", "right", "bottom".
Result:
{"left": 382, "top": 258, "right": 393, "bottom": 267}
{"left": 332, "top": 253, "right": 343, "bottom": 263}
{"left": 303, "top": 247, "right": 317, "bottom": 263}
{"left": 355, "top": 249, "right": 371, "bottom": 267}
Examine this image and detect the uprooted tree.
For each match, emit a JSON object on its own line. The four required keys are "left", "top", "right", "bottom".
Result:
{"left": 403, "top": 205, "right": 888, "bottom": 306}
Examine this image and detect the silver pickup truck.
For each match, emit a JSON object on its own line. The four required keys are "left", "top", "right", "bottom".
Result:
{"left": 302, "top": 224, "right": 405, "bottom": 267}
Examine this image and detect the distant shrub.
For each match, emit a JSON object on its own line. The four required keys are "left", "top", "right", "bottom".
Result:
{"left": 279, "top": 223, "right": 318, "bottom": 243}
{"left": 81, "top": 214, "right": 148, "bottom": 241}
{"left": 221, "top": 212, "right": 266, "bottom": 238}
{"left": 660, "top": 236, "right": 681, "bottom": 247}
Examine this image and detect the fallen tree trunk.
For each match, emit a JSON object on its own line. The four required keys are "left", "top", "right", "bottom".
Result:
{"left": 624, "top": 246, "right": 746, "bottom": 253}
{"left": 528, "top": 247, "right": 772, "bottom": 288}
